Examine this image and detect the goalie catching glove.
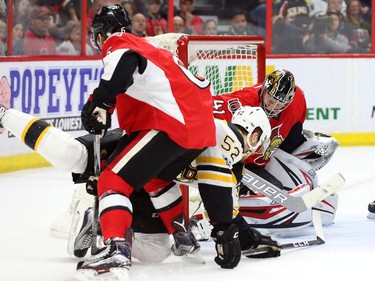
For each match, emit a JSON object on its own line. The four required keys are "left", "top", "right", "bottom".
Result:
{"left": 81, "top": 94, "right": 115, "bottom": 137}
{"left": 211, "top": 224, "right": 241, "bottom": 269}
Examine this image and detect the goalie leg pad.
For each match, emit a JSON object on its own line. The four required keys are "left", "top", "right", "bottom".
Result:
{"left": 313, "top": 192, "right": 338, "bottom": 226}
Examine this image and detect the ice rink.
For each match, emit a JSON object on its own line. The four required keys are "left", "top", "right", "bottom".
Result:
{"left": 0, "top": 146, "right": 374, "bottom": 281}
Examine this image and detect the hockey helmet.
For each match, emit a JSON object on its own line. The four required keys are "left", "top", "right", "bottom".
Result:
{"left": 91, "top": 4, "right": 132, "bottom": 50}
{"left": 231, "top": 106, "right": 271, "bottom": 153}
{"left": 260, "top": 69, "right": 296, "bottom": 118}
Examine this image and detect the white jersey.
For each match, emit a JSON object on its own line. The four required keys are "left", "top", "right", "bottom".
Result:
{"left": 196, "top": 118, "right": 244, "bottom": 190}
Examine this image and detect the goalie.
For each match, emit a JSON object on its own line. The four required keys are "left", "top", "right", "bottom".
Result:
{"left": 209, "top": 69, "right": 339, "bottom": 236}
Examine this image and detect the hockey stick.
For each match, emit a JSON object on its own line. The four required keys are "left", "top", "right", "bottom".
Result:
{"left": 91, "top": 134, "right": 102, "bottom": 255}
{"left": 242, "top": 169, "right": 346, "bottom": 213}
{"left": 242, "top": 209, "right": 325, "bottom": 256}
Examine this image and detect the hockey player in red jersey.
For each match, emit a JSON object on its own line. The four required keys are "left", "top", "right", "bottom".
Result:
{"left": 210, "top": 69, "right": 339, "bottom": 235}
{"left": 77, "top": 3, "right": 221, "bottom": 277}
{"left": 213, "top": 69, "right": 307, "bottom": 188}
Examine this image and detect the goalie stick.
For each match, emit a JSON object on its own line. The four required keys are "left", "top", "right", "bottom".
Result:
{"left": 242, "top": 169, "right": 346, "bottom": 213}
{"left": 242, "top": 209, "right": 325, "bottom": 256}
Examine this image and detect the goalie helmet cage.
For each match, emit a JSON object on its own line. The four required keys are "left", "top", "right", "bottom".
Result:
{"left": 154, "top": 34, "right": 266, "bottom": 224}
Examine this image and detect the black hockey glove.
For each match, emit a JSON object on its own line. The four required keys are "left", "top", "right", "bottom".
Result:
{"left": 240, "top": 227, "right": 281, "bottom": 258}
{"left": 86, "top": 176, "right": 98, "bottom": 196}
{"left": 211, "top": 224, "right": 241, "bottom": 269}
{"left": 233, "top": 214, "right": 280, "bottom": 258}
{"left": 81, "top": 96, "right": 115, "bottom": 137}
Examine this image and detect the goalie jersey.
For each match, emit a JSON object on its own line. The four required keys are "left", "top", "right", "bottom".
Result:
{"left": 212, "top": 84, "right": 306, "bottom": 166}
{"left": 195, "top": 118, "right": 245, "bottom": 225}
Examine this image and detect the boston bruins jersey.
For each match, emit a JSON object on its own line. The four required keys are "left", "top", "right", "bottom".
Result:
{"left": 195, "top": 119, "right": 245, "bottom": 225}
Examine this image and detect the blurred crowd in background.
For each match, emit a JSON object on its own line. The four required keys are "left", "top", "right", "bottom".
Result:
{"left": 0, "top": 0, "right": 372, "bottom": 56}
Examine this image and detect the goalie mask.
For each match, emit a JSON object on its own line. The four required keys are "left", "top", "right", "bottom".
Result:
{"left": 91, "top": 4, "right": 132, "bottom": 50}
{"left": 260, "top": 69, "right": 296, "bottom": 118}
{"left": 231, "top": 106, "right": 271, "bottom": 154}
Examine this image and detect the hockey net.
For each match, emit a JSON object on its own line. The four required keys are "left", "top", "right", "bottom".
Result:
{"left": 149, "top": 33, "right": 266, "bottom": 219}
{"left": 147, "top": 33, "right": 265, "bottom": 95}
{"left": 49, "top": 34, "right": 266, "bottom": 237}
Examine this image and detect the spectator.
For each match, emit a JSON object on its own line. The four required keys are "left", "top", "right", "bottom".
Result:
{"left": 309, "top": 0, "right": 347, "bottom": 17}
{"left": 57, "top": 20, "right": 93, "bottom": 55}
{"left": 272, "top": 0, "right": 310, "bottom": 53}
{"left": 226, "top": 9, "right": 257, "bottom": 36}
{"left": 248, "top": 1, "right": 266, "bottom": 37}
{"left": 121, "top": 0, "right": 135, "bottom": 17}
{"left": 23, "top": 5, "right": 57, "bottom": 55}
{"left": 0, "top": 0, "right": 6, "bottom": 22}
{"left": 304, "top": 10, "right": 351, "bottom": 53}
{"left": 173, "top": 15, "right": 189, "bottom": 33}
{"left": 344, "top": 0, "right": 371, "bottom": 52}
{"left": 145, "top": 0, "right": 168, "bottom": 36}
{"left": 14, "top": 0, "right": 31, "bottom": 27}
{"left": 360, "top": 0, "right": 371, "bottom": 24}
{"left": 202, "top": 18, "right": 218, "bottom": 35}
{"left": 34, "top": 1, "right": 65, "bottom": 42}
{"left": 0, "top": 20, "right": 6, "bottom": 55}
{"left": 62, "top": 0, "right": 80, "bottom": 22}
{"left": 132, "top": 0, "right": 148, "bottom": 15}
{"left": 12, "top": 17, "right": 25, "bottom": 55}
{"left": 177, "top": 0, "right": 204, "bottom": 34}
{"left": 131, "top": 13, "right": 147, "bottom": 37}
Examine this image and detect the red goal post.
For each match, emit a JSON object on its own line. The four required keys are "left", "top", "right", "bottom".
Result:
{"left": 149, "top": 34, "right": 266, "bottom": 223}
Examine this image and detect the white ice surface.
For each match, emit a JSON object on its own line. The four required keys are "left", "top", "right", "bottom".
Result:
{"left": 0, "top": 146, "right": 374, "bottom": 281}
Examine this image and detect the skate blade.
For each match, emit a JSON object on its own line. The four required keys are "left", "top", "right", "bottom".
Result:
{"left": 367, "top": 212, "right": 375, "bottom": 219}
{"left": 180, "top": 251, "right": 206, "bottom": 264}
{"left": 75, "top": 268, "right": 131, "bottom": 281}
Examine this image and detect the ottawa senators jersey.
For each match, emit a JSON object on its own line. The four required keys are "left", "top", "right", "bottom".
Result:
{"left": 94, "top": 32, "right": 216, "bottom": 150}
{"left": 212, "top": 83, "right": 306, "bottom": 166}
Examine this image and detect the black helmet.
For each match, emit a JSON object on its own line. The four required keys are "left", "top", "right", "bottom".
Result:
{"left": 260, "top": 69, "right": 296, "bottom": 118}
{"left": 91, "top": 4, "right": 132, "bottom": 50}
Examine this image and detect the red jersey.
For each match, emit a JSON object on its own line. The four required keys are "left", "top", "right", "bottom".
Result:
{"left": 96, "top": 32, "right": 216, "bottom": 150}
{"left": 23, "top": 30, "right": 57, "bottom": 56}
{"left": 213, "top": 83, "right": 306, "bottom": 166}
{"left": 146, "top": 16, "right": 168, "bottom": 36}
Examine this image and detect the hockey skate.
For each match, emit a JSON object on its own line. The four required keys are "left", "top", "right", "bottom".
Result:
{"left": 170, "top": 215, "right": 205, "bottom": 264}
{"left": 75, "top": 238, "right": 132, "bottom": 281}
{"left": 367, "top": 201, "right": 375, "bottom": 219}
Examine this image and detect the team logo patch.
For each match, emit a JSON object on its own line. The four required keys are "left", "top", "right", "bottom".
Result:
{"left": 227, "top": 98, "right": 242, "bottom": 115}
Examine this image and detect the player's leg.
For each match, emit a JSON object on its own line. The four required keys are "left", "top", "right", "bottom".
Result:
{"left": 0, "top": 107, "right": 87, "bottom": 173}
{"left": 77, "top": 130, "right": 202, "bottom": 272}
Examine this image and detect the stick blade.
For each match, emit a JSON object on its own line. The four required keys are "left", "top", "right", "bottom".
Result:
{"left": 302, "top": 173, "right": 346, "bottom": 209}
